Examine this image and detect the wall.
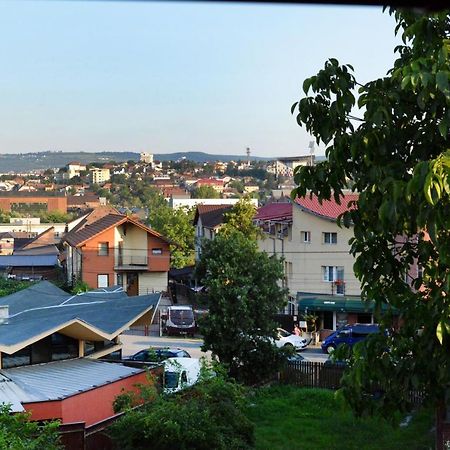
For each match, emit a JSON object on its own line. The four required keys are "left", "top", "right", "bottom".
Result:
{"left": 23, "top": 371, "right": 149, "bottom": 426}
{"left": 289, "top": 206, "right": 360, "bottom": 296}
{"left": 81, "top": 228, "right": 116, "bottom": 289}
{"left": 147, "top": 234, "right": 170, "bottom": 272}
{"left": 138, "top": 272, "right": 168, "bottom": 295}
{"left": 0, "top": 196, "right": 67, "bottom": 213}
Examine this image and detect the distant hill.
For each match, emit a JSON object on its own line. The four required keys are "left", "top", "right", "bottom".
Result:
{"left": 0, "top": 151, "right": 272, "bottom": 172}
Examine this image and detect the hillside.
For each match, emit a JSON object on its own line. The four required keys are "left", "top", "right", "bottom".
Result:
{"left": 0, "top": 151, "right": 271, "bottom": 172}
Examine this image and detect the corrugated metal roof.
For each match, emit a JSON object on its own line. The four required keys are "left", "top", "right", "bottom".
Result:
{"left": 0, "top": 373, "right": 28, "bottom": 412}
{"left": 2, "top": 359, "right": 143, "bottom": 403}
{"left": 0, "top": 254, "right": 58, "bottom": 267}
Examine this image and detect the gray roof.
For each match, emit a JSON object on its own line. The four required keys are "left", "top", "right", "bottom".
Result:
{"left": 1, "top": 359, "right": 143, "bottom": 403}
{"left": 0, "top": 281, "right": 161, "bottom": 353}
{"left": 1, "top": 281, "right": 67, "bottom": 315}
{"left": 0, "top": 254, "right": 58, "bottom": 267}
{"left": 0, "top": 373, "right": 28, "bottom": 412}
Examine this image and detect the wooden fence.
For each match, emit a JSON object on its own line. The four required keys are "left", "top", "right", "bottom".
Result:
{"left": 280, "top": 360, "right": 424, "bottom": 405}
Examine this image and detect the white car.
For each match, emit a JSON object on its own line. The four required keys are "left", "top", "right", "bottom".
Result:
{"left": 274, "top": 328, "right": 310, "bottom": 351}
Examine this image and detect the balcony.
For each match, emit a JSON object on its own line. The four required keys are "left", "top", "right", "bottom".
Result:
{"left": 115, "top": 252, "right": 148, "bottom": 271}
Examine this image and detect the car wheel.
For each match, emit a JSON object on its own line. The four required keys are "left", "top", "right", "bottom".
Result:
{"left": 326, "top": 345, "right": 335, "bottom": 354}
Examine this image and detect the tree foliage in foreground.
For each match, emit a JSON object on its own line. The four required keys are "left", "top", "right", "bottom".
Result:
{"left": 220, "top": 197, "right": 262, "bottom": 241}
{"left": 0, "top": 404, "right": 61, "bottom": 450}
{"left": 109, "top": 372, "right": 254, "bottom": 450}
{"left": 291, "top": 9, "right": 450, "bottom": 417}
{"left": 196, "top": 231, "right": 288, "bottom": 384}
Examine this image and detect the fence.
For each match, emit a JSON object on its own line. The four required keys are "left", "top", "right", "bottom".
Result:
{"left": 280, "top": 360, "right": 424, "bottom": 405}
{"left": 280, "top": 360, "right": 344, "bottom": 390}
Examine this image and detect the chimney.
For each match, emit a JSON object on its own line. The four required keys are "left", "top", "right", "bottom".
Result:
{"left": 0, "top": 306, "right": 9, "bottom": 324}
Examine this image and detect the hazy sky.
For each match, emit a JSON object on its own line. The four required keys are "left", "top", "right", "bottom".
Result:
{"left": 0, "top": 1, "right": 400, "bottom": 157}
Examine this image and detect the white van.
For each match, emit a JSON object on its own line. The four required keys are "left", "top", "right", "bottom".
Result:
{"left": 164, "top": 305, "right": 196, "bottom": 336}
{"left": 163, "top": 357, "right": 201, "bottom": 394}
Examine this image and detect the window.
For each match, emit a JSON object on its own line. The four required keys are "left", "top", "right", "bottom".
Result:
{"left": 323, "top": 232, "right": 337, "bottom": 244}
{"left": 152, "top": 248, "right": 162, "bottom": 255}
{"left": 98, "top": 242, "right": 109, "bottom": 256}
{"left": 97, "top": 274, "right": 109, "bottom": 288}
{"left": 301, "top": 231, "right": 311, "bottom": 243}
{"left": 322, "top": 266, "right": 344, "bottom": 282}
{"left": 116, "top": 273, "right": 123, "bottom": 286}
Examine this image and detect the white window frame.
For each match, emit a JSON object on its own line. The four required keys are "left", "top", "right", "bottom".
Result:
{"left": 323, "top": 232, "right": 337, "bottom": 245}
{"left": 301, "top": 231, "right": 311, "bottom": 243}
{"left": 97, "top": 274, "right": 109, "bottom": 288}
{"left": 322, "top": 266, "right": 344, "bottom": 282}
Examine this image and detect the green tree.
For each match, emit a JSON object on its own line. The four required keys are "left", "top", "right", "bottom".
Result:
{"left": 196, "top": 231, "right": 288, "bottom": 384}
{"left": 148, "top": 205, "right": 195, "bottom": 268}
{"left": 191, "top": 185, "right": 220, "bottom": 199}
{"left": 0, "top": 404, "right": 61, "bottom": 449}
{"left": 220, "top": 198, "right": 262, "bottom": 241}
{"left": 291, "top": 9, "right": 450, "bottom": 421}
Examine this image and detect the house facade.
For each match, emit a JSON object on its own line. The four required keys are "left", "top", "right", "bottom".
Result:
{"left": 193, "top": 204, "right": 233, "bottom": 261}
{"left": 255, "top": 194, "right": 376, "bottom": 332}
{"left": 63, "top": 208, "right": 171, "bottom": 295}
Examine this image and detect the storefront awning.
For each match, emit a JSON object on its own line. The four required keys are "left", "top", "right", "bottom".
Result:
{"left": 297, "top": 293, "right": 377, "bottom": 313}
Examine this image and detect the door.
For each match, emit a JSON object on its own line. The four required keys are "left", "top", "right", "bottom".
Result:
{"left": 127, "top": 272, "right": 139, "bottom": 296}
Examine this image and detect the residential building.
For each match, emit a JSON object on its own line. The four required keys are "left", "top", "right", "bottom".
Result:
{"left": 65, "top": 162, "right": 87, "bottom": 179}
{"left": 193, "top": 204, "right": 233, "bottom": 260}
{"left": 255, "top": 194, "right": 378, "bottom": 333}
{"left": 90, "top": 167, "right": 111, "bottom": 185}
{"left": 0, "top": 281, "right": 160, "bottom": 425}
{"left": 193, "top": 178, "right": 224, "bottom": 193}
{"left": 170, "top": 197, "right": 257, "bottom": 210}
{"left": 269, "top": 155, "right": 314, "bottom": 177}
{"left": 140, "top": 152, "right": 154, "bottom": 164}
{"left": 0, "top": 233, "right": 14, "bottom": 255}
{"left": 62, "top": 207, "right": 171, "bottom": 295}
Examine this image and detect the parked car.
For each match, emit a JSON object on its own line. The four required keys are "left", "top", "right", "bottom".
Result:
{"left": 163, "top": 357, "right": 201, "bottom": 394}
{"left": 275, "top": 328, "right": 310, "bottom": 351}
{"left": 126, "top": 347, "right": 191, "bottom": 363}
{"left": 321, "top": 323, "right": 380, "bottom": 354}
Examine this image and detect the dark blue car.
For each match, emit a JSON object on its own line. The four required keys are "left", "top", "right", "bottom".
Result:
{"left": 321, "top": 323, "right": 380, "bottom": 354}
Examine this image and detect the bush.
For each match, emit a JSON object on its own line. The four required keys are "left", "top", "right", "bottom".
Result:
{"left": 109, "top": 373, "right": 254, "bottom": 450}
{"left": 0, "top": 404, "right": 61, "bottom": 449}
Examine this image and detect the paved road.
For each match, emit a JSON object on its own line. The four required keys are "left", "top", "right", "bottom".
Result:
{"left": 120, "top": 334, "right": 209, "bottom": 359}
{"left": 121, "top": 334, "right": 329, "bottom": 363}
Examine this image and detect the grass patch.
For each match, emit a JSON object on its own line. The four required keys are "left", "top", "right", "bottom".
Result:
{"left": 245, "top": 386, "right": 434, "bottom": 450}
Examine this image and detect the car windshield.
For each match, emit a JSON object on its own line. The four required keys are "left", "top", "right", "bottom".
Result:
{"left": 278, "top": 329, "right": 292, "bottom": 338}
{"left": 170, "top": 310, "right": 194, "bottom": 324}
{"left": 164, "top": 371, "right": 179, "bottom": 389}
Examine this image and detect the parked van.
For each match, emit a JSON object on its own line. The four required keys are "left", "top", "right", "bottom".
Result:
{"left": 163, "top": 357, "right": 201, "bottom": 394}
{"left": 164, "top": 305, "right": 196, "bottom": 336}
{"left": 321, "top": 323, "right": 380, "bottom": 354}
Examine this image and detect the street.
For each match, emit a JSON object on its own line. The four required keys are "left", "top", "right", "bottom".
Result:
{"left": 120, "top": 334, "right": 329, "bottom": 362}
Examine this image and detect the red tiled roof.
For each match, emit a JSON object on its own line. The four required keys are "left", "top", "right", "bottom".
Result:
{"left": 195, "top": 178, "right": 224, "bottom": 186}
{"left": 294, "top": 193, "right": 358, "bottom": 219}
{"left": 255, "top": 203, "right": 292, "bottom": 222}
{"left": 63, "top": 208, "right": 171, "bottom": 247}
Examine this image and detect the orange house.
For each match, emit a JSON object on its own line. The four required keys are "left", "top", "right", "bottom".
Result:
{"left": 63, "top": 208, "right": 171, "bottom": 295}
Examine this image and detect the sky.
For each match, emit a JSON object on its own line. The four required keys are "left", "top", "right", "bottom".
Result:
{"left": 0, "top": 1, "right": 400, "bottom": 158}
